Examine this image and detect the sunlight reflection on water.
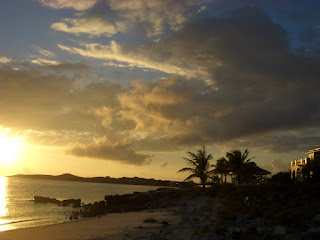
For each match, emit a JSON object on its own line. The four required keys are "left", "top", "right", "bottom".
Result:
{"left": 0, "top": 176, "right": 10, "bottom": 231}
{"left": 0, "top": 177, "right": 8, "bottom": 217}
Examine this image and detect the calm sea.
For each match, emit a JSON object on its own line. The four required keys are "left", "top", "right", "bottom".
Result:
{"left": 0, "top": 176, "right": 161, "bottom": 232}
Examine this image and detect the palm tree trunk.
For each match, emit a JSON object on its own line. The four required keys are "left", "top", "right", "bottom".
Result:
{"left": 238, "top": 175, "right": 241, "bottom": 185}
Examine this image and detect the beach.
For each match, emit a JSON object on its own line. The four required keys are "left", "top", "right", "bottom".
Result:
{"left": 1, "top": 184, "right": 320, "bottom": 240}
{"left": 0, "top": 209, "right": 180, "bottom": 240}
{"left": 0, "top": 189, "right": 217, "bottom": 240}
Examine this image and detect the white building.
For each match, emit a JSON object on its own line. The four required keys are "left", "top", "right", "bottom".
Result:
{"left": 291, "top": 147, "right": 320, "bottom": 180}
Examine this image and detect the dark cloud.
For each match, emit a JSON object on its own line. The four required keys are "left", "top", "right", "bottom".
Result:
{"left": 66, "top": 138, "right": 151, "bottom": 165}
{"left": 2, "top": 5, "right": 320, "bottom": 164}
{"left": 115, "top": 7, "right": 320, "bottom": 150}
{"left": 0, "top": 64, "right": 123, "bottom": 133}
{"left": 216, "top": 132, "right": 320, "bottom": 154}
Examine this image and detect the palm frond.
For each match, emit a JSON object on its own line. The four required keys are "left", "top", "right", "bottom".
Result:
{"left": 177, "top": 167, "right": 196, "bottom": 173}
{"left": 187, "top": 151, "right": 198, "bottom": 160}
{"left": 206, "top": 153, "right": 213, "bottom": 161}
{"left": 183, "top": 157, "right": 198, "bottom": 166}
{"left": 184, "top": 174, "right": 197, "bottom": 182}
{"left": 178, "top": 146, "right": 214, "bottom": 187}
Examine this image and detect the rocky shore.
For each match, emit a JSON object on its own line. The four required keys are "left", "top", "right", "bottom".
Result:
{"left": 79, "top": 188, "right": 182, "bottom": 218}
{"left": 33, "top": 196, "right": 81, "bottom": 208}
{"left": 31, "top": 184, "right": 320, "bottom": 240}
{"left": 88, "top": 184, "right": 320, "bottom": 240}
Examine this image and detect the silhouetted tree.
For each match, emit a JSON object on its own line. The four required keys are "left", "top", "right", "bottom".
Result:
{"left": 212, "top": 157, "right": 230, "bottom": 183}
{"left": 271, "top": 171, "right": 292, "bottom": 184}
{"left": 226, "top": 149, "right": 255, "bottom": 185}
{"left": 177, "top": 146, "right": 213, "bottom": 188}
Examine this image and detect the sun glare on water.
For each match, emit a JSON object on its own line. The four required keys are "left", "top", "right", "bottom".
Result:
{"left": 0, "top": 134, "right": 23, "bottom": 165}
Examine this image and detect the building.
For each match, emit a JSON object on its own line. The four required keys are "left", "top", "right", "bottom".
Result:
{"left": 291, "top": 147, "right": 320, "bottom": 180}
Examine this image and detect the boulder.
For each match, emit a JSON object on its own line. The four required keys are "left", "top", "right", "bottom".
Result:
{"left": 34, "top": 196, "right": 61, "bottom": 205}
{"left": 61, "top": 199, "right": 81, "bottom": 208}
{"left": 34, "top": 196, "right": 81, "bottom": 208}
{"left": 274, "top": 225, "right": 287, "bottom": 236}
{"left": 81, "top": 201, "right": 107, "bottom": 217}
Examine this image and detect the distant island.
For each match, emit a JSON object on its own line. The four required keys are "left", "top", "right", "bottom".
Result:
{"left": 9, "top": 173, "right": 194, "bottom": 188}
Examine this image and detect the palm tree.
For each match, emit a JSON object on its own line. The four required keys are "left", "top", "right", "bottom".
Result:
{"left": 226, "top": 149, "right": 255, "bottom": 185}
{"left": 212, "top": 157, "right": 230, "bottom": 183}
{"left": 177, "top": 146, "right": 213, "bottom": 188}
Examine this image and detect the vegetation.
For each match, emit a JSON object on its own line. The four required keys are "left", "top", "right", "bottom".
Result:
{"left": 179, "top": 147, "right": 264, "bottom": 186}
{"left": 226, "top": 149, "right": 255, "bottom": 185}
{"left": 270, "top": 170, "right": 292, "bottom": 184}
{"left": 212, "top": 157, "right": 229, "bottom": 183}
{"left": 214, "top": 183, "right": 320, "bottom": 230}
{"left": 177, "top": 146, "right": 213, "bottom": 188}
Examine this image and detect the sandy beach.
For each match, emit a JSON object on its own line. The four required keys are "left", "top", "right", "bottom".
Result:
{"left": 2, "top": 185, "right": 320, "bottom": 240}
{"left": 0, "top": 209, "right": 180, "bottom": 240}
{"left": 0, "top": 190, "right": 218, "bottom": 240}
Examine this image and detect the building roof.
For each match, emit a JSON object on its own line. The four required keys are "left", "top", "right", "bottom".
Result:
{"left": 305, "top": 147, "right": 320, "bottom": 154}
{"left": 255, "top": 166, "right": 271, "bottom": 175}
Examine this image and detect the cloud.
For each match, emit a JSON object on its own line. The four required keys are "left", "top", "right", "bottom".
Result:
{"left": 30, "top": 58, "right": 61, "bottom": 66}
{"left": 50, "top": 0, "right": 207, "bottom": 38}
{"left": 0, "top": 63, "right": 152, "bottom": 166}
{"left": 51, "top": 17, "right": 122, "bottom": 37}
{"left": 38, "top": 0, "right": 97, "bottom": 11}
{"left": 3, "top": 5, "right": 320, "bottom": 164}
{"left": 0, "top": 56, "right": 12, "bottom": 64}
{"left": 215, "top": 131, "right": 320, "bottom": 154}
{"left": 32, "top": 46, "right": 56, "bottom": 58}
{"left": 66, "top": 137, "right": 151, "bottom": 165}
{"left": 41, "top": 62, "right": 90, "bottom": 72}
{"left": 103, "top": 61, "right": 129, "bottom": 68}
{"left": 58, "top": 41, "right": 212, "bottom": 82}
{"left": 270, "top": 158, "right": 291, "bottom": 173}
{"left": 106, "top": 0, "right": 190, "bottom": 37}
{"left": 113, "top": 7, "right": 320, "bottom": 143}
{"left": 0, "top": 64, "right": 121, "bottom": 133}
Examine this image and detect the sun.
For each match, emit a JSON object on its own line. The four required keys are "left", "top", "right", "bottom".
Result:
{"left": 0, "top": 135, "right": 22, "bottom": 165}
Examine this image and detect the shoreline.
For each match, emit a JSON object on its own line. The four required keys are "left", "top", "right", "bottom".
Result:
{"left": 0, "top": 188, "right": 217, "bottom": 240}
{"left": 0, "top": 209, "right": 180, "bottom": 240}
{"left": 2, "top": 184, "right": 320, "bottom": 239}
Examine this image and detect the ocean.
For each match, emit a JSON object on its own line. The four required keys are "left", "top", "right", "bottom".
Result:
{"left": 0, "top": 176, "right": 161, "bottom": 232}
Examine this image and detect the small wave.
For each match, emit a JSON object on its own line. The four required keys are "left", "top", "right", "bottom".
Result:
{"left": 0, "top": 218, "right": 44, "bottom": 226}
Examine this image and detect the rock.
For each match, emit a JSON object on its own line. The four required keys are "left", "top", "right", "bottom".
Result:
{"left": 143, "top": 217, "right": 157, "bottom": 223}
{"left": 34, "top": 196, "right": 61, "bottom": 205}
{"left": 314, "top": 214, "right": 320, "bottom": 222}
{"left": 81, "top": 201, "right": 107, "bottom": 217}
{"left": 69, "top": 211, "right": 79, "bottom": 220}
{"left": 79, "top": 188, "right": 184, "bottom": 218}
{"left": 34, "top": 196, "right": 81, "bottom": 208}
{"left": 196, "top": 233, "right": 219, "bottom": 240}
{"left": 274, "top": 225, "right": 286, "bottom": 236}
{"left": 161, "top": 221, "right": 169, "bottom": 225}
{"left": 61, "top": 199, "right": 81, "bottom": 208}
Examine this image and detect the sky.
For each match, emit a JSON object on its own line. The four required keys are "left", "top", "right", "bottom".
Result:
{"left": 1, "top": 0, "right": 320, "bottom": 181}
